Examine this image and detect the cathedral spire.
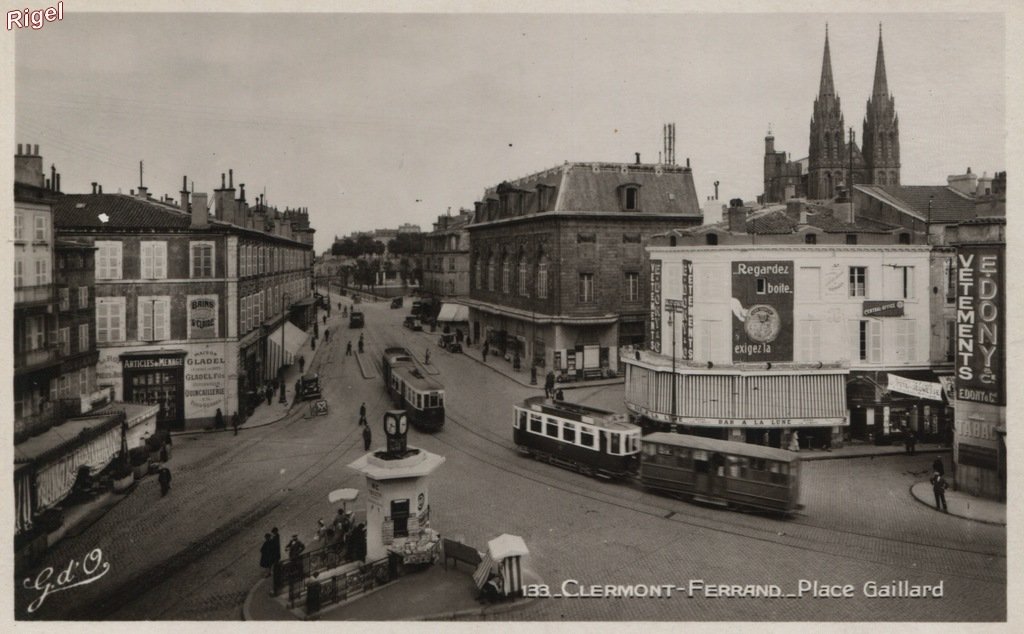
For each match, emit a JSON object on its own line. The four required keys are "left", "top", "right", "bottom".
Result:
{"left": 818, "top": 24, "right": 836, "bottom": 98}
{"left": 872, "top": 23, "right": 889, "bottom": 98}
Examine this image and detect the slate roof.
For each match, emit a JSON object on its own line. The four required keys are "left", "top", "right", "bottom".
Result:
{"left": 54, "top": 194, "right": 198, "bottom": 229}
{"left": 680, "top": 206, "right": 900, "bottom": 236}
{"left": 856, "top": 185, "right": 977, "bottom": 224}
{"left": 557, "top": 163, "right": 702, "bottom": 216}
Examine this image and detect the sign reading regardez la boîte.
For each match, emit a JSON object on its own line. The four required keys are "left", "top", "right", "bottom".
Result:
{"left": 731, "top": 261, "right": 794, "bottom": 363}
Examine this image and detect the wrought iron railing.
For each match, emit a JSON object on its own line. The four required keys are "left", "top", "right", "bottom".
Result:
{"left": 298, "top": 557, "right": 391, "bottom": 613}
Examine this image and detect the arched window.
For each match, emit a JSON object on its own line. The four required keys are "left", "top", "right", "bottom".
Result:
{"left": 518, "top": 253, "right": 528, "bottom": 296}
{"left": 890, "top": 171, "right": 897, "bottom": 185}
{"left": 705, "top": 233, "right": 718, "bottom": 245}
{"left": 669, "top": 236, "right": 677, "bottom": 247}
{"left": 877, "top": 172, "right": 887, "bottom": 186}
{"left": 536, "top": 254, "right": 549, "bottom": 299}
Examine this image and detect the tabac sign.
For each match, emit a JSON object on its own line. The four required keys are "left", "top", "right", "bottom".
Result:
{"left": 956, "top": 247, "right": 1004, "bottom": 405}
{"left": 731, "top": 261, "right": 794, "bottom": 363}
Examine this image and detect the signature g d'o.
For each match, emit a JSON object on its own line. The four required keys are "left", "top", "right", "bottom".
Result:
{"left": 22, "top": 548, "right": 110, "bottom": 613}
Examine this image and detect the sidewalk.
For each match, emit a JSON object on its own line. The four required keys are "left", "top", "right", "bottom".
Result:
{"left": 909, "top": 481, "right": 1006, "bottom": 525}
{"left": 798, "top": 442, "right": 949, "bottom": 461}
{"left": 243, "top": 561, "right": 541, "bottom": 621}
{"left": 173, "top": 301, "right": 338, "bottom": 435}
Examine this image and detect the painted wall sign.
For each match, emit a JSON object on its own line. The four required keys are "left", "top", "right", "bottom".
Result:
{"left": 187, "top": 295, "right": 218, "bottom": 339}
{"left": 649, "top": 260, "right": 662, "bottom": 353}
{"left": 731, "top": 261, "right": 794, "bottom": 362}
{"left": 122, "top": 356, "right": 183, "bottom": 370}
{"left": 863, "top": 300, "right": 905, "bottom": 317}
{"left": 184, "top": 348, "right": 226, "bottom": 413}
{"left": 955, "top": 247, "right": 1004, "bottom": 405}
{"left": 628, "top": 404, "right": 845, "bottom": 428}
{"left": 681, "top": 260, "right": 694, "bottom": 360}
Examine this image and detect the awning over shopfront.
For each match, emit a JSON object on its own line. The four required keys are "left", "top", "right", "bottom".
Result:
{"left": 266, "top": 321, "right": 307, "bottom": 380}
{"left": 94, "top": 402, "right": 160, "bottom": 449}
{"left": 15, "top": 413, "right": 123, "bottom": 514}
{"left": 437, "top": 303, "right": 469, "bottom": 323}
{"left": 624, "top": 363, "right": 848, "bottom": 428}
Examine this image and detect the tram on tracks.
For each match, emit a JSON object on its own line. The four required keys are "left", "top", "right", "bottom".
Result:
{"left": 381, "top": 347, "right": 445, "bottom": 431}
{"left": 512, "top": 397, "right": 802, "bottom": 515}
{"left": 512, "top": 396, "right": 641, "bottom": 478}
{"left": 639, "top": 433, "right": 802, "bottom": 515}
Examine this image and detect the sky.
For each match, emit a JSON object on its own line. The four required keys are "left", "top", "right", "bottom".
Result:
{"left": 12, "top": 8, "right": 1006, "bottom": 255}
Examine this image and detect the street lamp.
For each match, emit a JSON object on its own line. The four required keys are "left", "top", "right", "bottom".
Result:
{"left": 279, "top": 291, "right": 291, "bottom": 403}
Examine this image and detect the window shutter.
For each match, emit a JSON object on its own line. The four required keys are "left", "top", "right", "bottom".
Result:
{"left": 869, "top": 321, "right": 882, "bottom": 363}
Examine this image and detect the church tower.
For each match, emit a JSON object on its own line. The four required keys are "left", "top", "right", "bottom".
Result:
{"left": 808, "top": 26, "right": 847, "bottom": 199}
{"left": 861, "top": 25, "right": 900, "bottom": 186}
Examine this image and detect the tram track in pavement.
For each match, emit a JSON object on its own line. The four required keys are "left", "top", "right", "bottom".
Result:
{"left": 87, "top": 321, "right": 385, "bottom": 620}
{"left": 432, "top": 409, "right": 1003, "bottom": 585}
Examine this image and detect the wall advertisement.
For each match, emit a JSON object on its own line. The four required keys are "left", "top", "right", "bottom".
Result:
{"left": 731, "top": 261, "right": 794, "bottom": 363}
{"left": 184, "top": 346, "right": 226, "bottom": 415}
{"left": 188, "top": 295, "right": 219, "bottom": 339}
{"left": 955, "top": 246, "right": 1004, "bottom": 405}
{"left": 649, "top": 260, "right": 661, "bottom": 353}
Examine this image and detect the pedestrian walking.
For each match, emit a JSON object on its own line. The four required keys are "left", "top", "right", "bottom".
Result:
{"left": 544, "top": 371, "right": 555, "bottom": 398}
{"left": 260, "top": 533, "right": 275, "bottom": 576}
{"left": 931, "top": 471, "right": 949, "bottom": 512}
{"left": 265, "top": 383, "right": 273, "bottom": 406}
{"left": 157, "top": 467, "right": 172, "bottom": 496}
{"left": 323, "top": 314, "right": 327, "bottom": 325}
{"left": 346, "top": 341, "right": 352, "bottom": 356}
{"left": 271, "top": 527, "right": 282, "bottom": 564}
{"left": 359, "top": 402, "right": 366, "bottom": 421}
{"left": 286, "top": 534, "right": 306, "bottom": 560}
{"left": 425, "top": 349, "right": 431, "bottom": 365}
{"left": 362, "top": 424, "right": 372, "bottom": 450}
{"left": 324, "top": 328, "right": 330, "bottom": 343}
{"left": 232, "top": 412, "right": 240, "bottom": 436}
{"left": 358, "top": 334, "right": 364, "bottom": 353}
{"left": 932, "top": 457, "right": 945, "bottom": 477}
{"left": 298, "top": 355, "right": 306, "bottom": 373}
{"left": 482, "top": 342, "right": 489, "bottom": 362}
{"left": 906, "top": 428, "right": 917, "bottom": 456}
{"left": 214, "top": 407, "right": 225, "bottom": 430}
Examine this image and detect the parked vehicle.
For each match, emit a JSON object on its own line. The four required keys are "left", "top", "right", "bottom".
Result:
{"left": 349, "top": 311, "right": 365, "bottom": 328}
{"left": 403, "top": 316, "right": 422, "bottom": 331}
{"left": 390, "top": 297, "right": 404, "bottom": 309}
{"left": 296, "top": 373, "right": 323, "bottom": 401}
{"left": 438, "top": 332, "right": 462, "bottom": 353}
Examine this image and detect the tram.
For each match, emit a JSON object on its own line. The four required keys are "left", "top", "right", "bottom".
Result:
{"left": 512, "top": 396, "right": 641, "bottom": 479}
{"left": 381, "top": 347, "right": 445, "bottom": 431}
{"left": 639, "top": 433, "right": 802, "bottom": 515}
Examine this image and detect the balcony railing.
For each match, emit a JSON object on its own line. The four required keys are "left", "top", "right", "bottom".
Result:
{"left": 15, "top": 344, "right": 61, "bottom": 371}
{"left": 14, "top": 284, "right": 55, "bottom": 306}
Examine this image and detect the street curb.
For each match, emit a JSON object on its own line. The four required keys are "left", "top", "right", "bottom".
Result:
{"left": 354, "top": 351, "right": 376, "bottom": 379}
{"left": 907, "top": 482, "right": 1006, "bottom": 526}
{"left": 800, "top": 447, "right": 948, "bottom": 462}
{"left": 240, "top": 574, "right": 262, "bottom": 621}
{"left": 458, "top": 346, "right": 624, "bottom": 391}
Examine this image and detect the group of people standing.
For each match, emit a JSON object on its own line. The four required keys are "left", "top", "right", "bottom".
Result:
{"left": 258, "top": 527, "right": 283, "bottom": 576}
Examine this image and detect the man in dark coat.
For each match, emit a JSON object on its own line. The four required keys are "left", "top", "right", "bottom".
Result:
{"left": 544, "top": 371, "right": 556, "bottom": 398}
{"left": 286, "top": 534, "right": 306, "bottom": 560}
{"left": 270, "top": 527, "right": 282, "bottom": 564}
{"left": 358, "top": 334, "right": 364, "bottom": 353}
{"left": 214, "top": 408, "right": 225, "bottom": 429}
{"left": 260, "top": 533, "right": 275, "bottom": 576}
{"left": 359, "top": 402, "right": 367, "bottom": 422}
{"left": 931, "top": 471, "right": 949, "bottom": 512}
{"left": 266, "top": 383, "right": 273, "bottom": 406}
{"left": 324, "top": 328, "right": 330, "bottom": 343}
{"left": 932, "top": 457, "right": 945, "bottom": 476}
{"left": 232, "top": 412, "right": 240, "bottom": 436}
{"left": 363, "top": 424, "right": 372, "bottom": 450}
{"left": 157, "top": 467, "right": 172, "bottom": 496}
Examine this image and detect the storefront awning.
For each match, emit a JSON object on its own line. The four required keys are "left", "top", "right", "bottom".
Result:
{"left": 437, "top": 303, "right": 469, "bottom": 323}
{"left": 267, "top": 321, "right": 307, "bottom": 380}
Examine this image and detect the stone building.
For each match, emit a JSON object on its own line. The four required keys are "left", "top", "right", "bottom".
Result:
{"left": 422, "top": 208, "right": 473, "bottom": 298}
{"left": 625, "top": 202, "right": 954, "bottom": 449}
{"left": 54, "top": 171, "right": 315, "bottom": 430}
{"left": 464, "top": 158, "right": 702, "bottom": 378}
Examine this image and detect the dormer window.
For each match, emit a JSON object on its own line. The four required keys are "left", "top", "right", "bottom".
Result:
{"left": 805, "top": 233, "right": 817, "bottom": 244}
{"left": 898, "top": 232, "right": 911, "bottom": 245}
{"left": 706, "top": 233, "right": 718, "bottom": 245}
{"left": 619, "top": 183, "right": 641, "bottom": 211}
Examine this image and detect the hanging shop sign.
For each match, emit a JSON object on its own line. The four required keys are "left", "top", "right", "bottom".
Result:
{"left": 731, "top": 261, "right": 794, "bottom": 363}
{"left": 887, "top": 373, "right": 943, "bottom": 402}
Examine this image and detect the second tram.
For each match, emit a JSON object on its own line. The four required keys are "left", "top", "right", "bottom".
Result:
{"left": 381, "top": 347, "right": 445, "bottom": 431}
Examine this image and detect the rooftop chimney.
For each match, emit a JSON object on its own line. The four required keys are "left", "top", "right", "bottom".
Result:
{"left": 229, "top": 169, "right": 233, "bottom": 188}
{"left": 947, "top": 169, "right": 978, "bottom": 196}
{"left": 92, "top": 182, "right": 97, "bottom": 194}
{"left": 727, "top": 202, "right": 748, "bottom": 233}
{"left": 635, "top": 152, "right": 641, "bottom": 165}
{"left": 180, "top": 176, "right": 190, "bottom": 214}
{"left": 191, "top": 192, "right": 209, "bottom": 229}
{"left": 14, "top": 143, "right": 45, "bottom": 186}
